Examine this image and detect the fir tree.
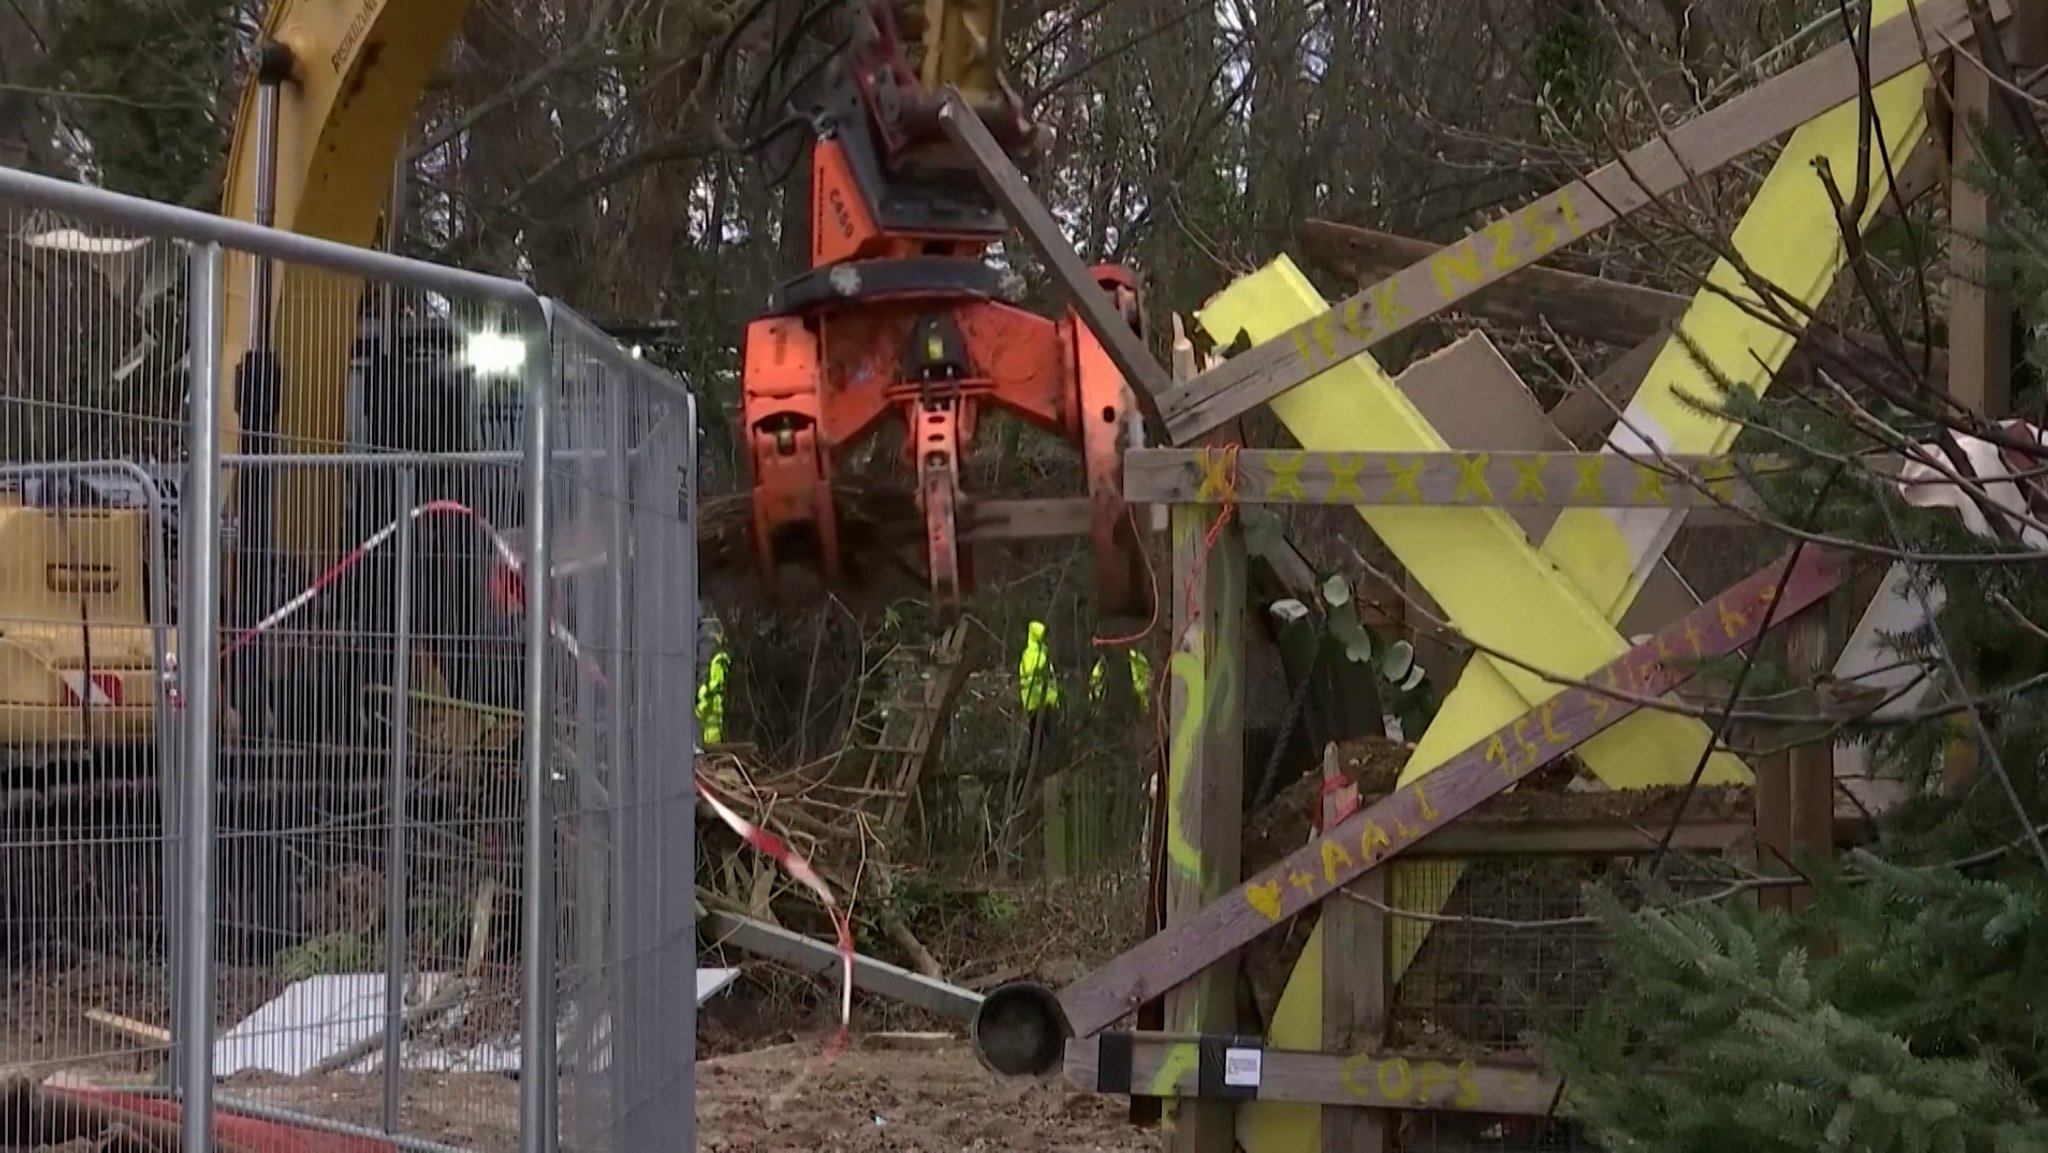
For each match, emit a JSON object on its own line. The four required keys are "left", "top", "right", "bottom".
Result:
{"left": 1550, "top": 53, "right": 2048, "bottom": 1153}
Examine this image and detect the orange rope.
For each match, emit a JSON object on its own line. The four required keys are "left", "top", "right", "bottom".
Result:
{"left": 1102, "top": 444, "right": 1243, "bottom": 791}
{"left": 1091, "top": 502, "right": 1163, "bottom": 650}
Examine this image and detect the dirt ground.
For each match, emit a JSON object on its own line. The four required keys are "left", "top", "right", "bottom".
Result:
{"left": 697, "top": 1038, "right": 1155, "bottom": 1153}
{"left": 19, "top": 1036, "right": 1151, "bottom": 1152}
{"left": 209, "top": 1037, "right": 1153, "bottom": 1152}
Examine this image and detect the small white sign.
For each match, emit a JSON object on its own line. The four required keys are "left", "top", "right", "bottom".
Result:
{"left": 1223, "top": 1047, "right": 1262, "bottom": 1088}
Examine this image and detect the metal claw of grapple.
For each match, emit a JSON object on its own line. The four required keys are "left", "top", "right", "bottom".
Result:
{"left": 914, "top": 395, "right": 969, "bottom": 611}
{"left": 1072, "top": 265, "right": 1150, "bottom": 619}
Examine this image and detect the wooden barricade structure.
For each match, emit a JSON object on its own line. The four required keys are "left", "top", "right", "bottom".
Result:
{"left": 940, "top": 2, "right": 2044, "bottom": 1151}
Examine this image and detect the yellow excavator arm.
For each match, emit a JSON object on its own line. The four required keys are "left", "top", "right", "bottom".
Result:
{"left": 218, "top": 0, "right": 474, "bottom": 554}
{"left": 913, "top": 0, "right": 1003, "bottom": 96}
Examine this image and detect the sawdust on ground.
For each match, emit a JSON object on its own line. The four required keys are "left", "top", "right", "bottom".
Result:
{"left": 18, "top": 1039, "right": 1153, "bottom": 1153}
{"left": 698, "top": 1038, "right": 1156, "bottom": 1153}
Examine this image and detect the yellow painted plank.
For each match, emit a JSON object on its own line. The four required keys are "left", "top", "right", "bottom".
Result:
{"left": 1232, "top": 11, "right": 1936, "bottom": 1153}
{"left": 1539, "top": 56, "right": 1932, "bottom": 617}
{"left": 1391, "top": 8, "right": 1933, "bottom": 979}
{"left": 1195, "top": 261, "right": 1745, "bottom": 787}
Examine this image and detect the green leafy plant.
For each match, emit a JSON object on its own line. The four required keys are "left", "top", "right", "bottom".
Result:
{"left": 1268, "top": 571, "right": 1438, "bottom": 743}
{"left": 277, "top": 932, "right": 375, "bottom": 983}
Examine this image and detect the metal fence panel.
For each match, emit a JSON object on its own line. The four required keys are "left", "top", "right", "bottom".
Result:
{"left": 0, "top": 197, "right": 188, "bottom": 1107}
{"left": 193, "top": 237, "right": 546, "bottom": 1151}
{"left": 0, "top": 164, "right": 698, "bottom": 1153}
{"left": 542, "top": 308, "right": 698, "bottom": 1153}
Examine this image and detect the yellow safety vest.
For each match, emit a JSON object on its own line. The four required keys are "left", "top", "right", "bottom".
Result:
{"left": 1088, "top": 650, "right": 1151, "bottom": 711}
{"left": 1018, "top": 621, "right": 1060, "bottom": 714}
{"left": 696, "top": 649, "right": 730, "bottom": 744}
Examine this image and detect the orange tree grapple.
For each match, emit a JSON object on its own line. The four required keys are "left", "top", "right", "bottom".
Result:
{"left": 740, "top": 0, "right": 1149, "bottom": 615}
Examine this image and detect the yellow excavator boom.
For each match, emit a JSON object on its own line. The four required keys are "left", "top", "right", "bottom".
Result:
{"left": 915, "top": 0, "right": 1004, "bottom": 96}
{"left": 218, "top": 0, "right": 475, "bottom": 554}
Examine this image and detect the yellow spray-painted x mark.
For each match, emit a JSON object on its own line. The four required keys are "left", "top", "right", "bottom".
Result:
{"left": 1195, "top": 447, "right": 1239, "bottom": 502}
{"left": 1452, "top": 453, "right": 1494, "bottom": 502}
{"left": 1267, "top": 453, "right": 1309, "bottom": 501}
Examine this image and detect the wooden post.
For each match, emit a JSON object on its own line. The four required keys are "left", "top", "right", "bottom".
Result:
{"left": 1757, "top": 603, "right": 1834, "bottom": 913}
{"left": 1319, "top": 745, "right": 1389, "bottom": 1153}
{"left": 1785, "top": 607, "right": 1835, "bottom": 916}
{"left": 1755, "top": 746, "right": 1795, "bottom": 915}
{"left": 1045, "top": 772, "right": 1073, "bottom": 879}
{"left": 1160, "top": 313, "right": 1247, "bottom": 1151}
{"left": 1948, "top": 40, "right": 2014, "bottom": 429}
{"left": 1940, "top": 25, "right": 2029, "bottom": 797}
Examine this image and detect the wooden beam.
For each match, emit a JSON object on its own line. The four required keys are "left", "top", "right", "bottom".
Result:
{"left": 1786, "top": 608, "right": 1836, "bottom": 920}
{"left": 1299, "top": 222, "right": 1682, "bottom": 348}
{"left": 937, "top": 88, "right": 1175, "bottom": 434}
{"left": 1301, "top": 220, "right": 1951, "bottom": 383}
{"left": 1065, "top": 1034, "right": 1558, "bottom": 1115}
{"left": 1122, "top": 448, "right": 1773, "bottom": 514}
{"left": 1161, "top": 450, "right": 1248, "bottom": 1153}
{"left": 1154, "top": 0, "right": 2001, "bottom": 443}
{"left": 1392, "top": 812, "right": 1754, "bottom": 858}
{"left": 1050, "top": 547, "right": 1854, "bottom": 1042}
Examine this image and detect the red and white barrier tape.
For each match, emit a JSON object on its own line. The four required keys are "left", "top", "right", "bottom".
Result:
{"left": 218, "top": 499, "right": 604, "bottom": 687}
{"left": 694, "top": 775, "right": 856, "bottom": 1053}
{"left": 191, "top": 498, "right": 866, "bottom": 1050}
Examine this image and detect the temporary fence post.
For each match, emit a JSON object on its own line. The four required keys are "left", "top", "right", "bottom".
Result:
{"left": 663, "top": 387, "right": 702, "bottom": 1145}
{"left": 518, "top": 324, "right": 559, "bottom": 1153}
{"left": 382, "top": 465, "right": 418, "bottom": 1132}
{"left": 161, "top": 476, "right": 190, "bottom": 1096}
{"left": 179, "top": 240, "right": 226, "bottom": 1152}
{"left": 605, "top": 372, "right": 643, "bottom": 1143}
{"left": 570, "top": 395, "right": 607, "bottom": 1134}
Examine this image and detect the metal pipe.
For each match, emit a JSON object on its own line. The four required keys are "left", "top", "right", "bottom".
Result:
{"left": 381, "top": 465, "right": 417, "bottom": 1134}
{"left": 217, "top": 450, "right": 606, "bottom": 468}
{"left": 517, "top": 323, "right": 559, "bottom": 1153}
{"left": 165, "top": 472, "right": 191, "bottom": 1096}
{"left": 179, "top": 241, "right": 226, "bottom": 1153}
{"left": 566, "top": 461, "right": 607, "bottom": 1143}
{"left": 675, "top": 389, "right": 704, "bottom": 1145}
{"left": 249, "top": 54, "right": 283, "bottom": 344}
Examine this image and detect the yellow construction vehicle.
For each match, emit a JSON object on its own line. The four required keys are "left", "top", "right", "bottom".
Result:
{"left": 3, "top": 0, "right": 1079, "bottom": 887}
{"left": 0, "top": 2, "right": 534, "bottom": 963}
{"left": 0, "top": 468, "right": 172, "bottom": 751}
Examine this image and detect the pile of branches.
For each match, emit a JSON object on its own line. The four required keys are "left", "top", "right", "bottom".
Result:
{"left": 695, "top": 749, "right": 882, "bottom": 932}
{"left": 696, "top": 745, "right": 956, "bottom": 981}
